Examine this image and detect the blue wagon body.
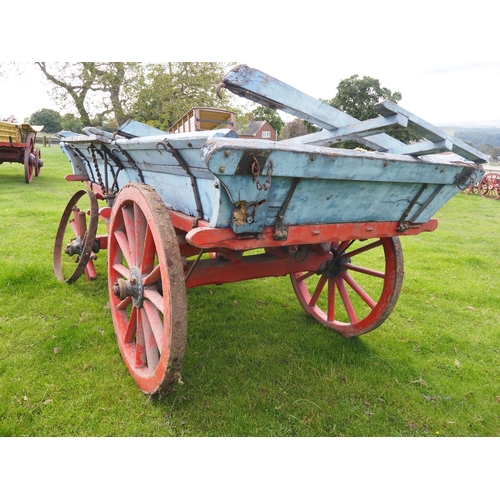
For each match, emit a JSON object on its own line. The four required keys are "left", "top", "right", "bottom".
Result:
{"left": 59, "top": 121, "right": 483, "bottom": 237}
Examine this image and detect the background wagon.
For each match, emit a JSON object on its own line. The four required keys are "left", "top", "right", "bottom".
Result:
{"left": 54, "top": 65, "right": 487, "bottom": 396}
{"left": 0, "top": 120, "right": 44, "bottom": 183}
{"left": 168, "top": 107, "right": 236, "bottom": 134}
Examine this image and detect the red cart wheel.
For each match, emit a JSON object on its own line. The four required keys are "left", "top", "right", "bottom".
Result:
{"left": 478, "top": 173, "right": 500, "bottom": 199}
{"left": 108, "top": 183, "right": 187, "bottom": 396}
{"left": 34, "top": 147, "right": 42, "bottom": 177}
{"left": 53, "top": 190, "right": 99, "bottom": 283}
{"left": 23, "top": 133, "right": 35, "bottom": 183}
{"left": 290, "top": 236, "right": 404, "bottom": 337}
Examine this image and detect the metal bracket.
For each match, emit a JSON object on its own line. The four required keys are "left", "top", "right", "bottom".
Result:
{"left": 71, "top": 145, "right": 97, "bottom": 184}
{"left": 110, "top": 143, "right": 145, "bottom": 183}
{"left": 156, "top": 140, "right": 204, "bottom": 220}
{"left": 274, "top": 178, "right": 300, "bottom": 240}
{"left": 397, "top": 183, "right": 445, "bottom": 232}
{"left": 397, "top": 184, "right": 427, "bottom": 232}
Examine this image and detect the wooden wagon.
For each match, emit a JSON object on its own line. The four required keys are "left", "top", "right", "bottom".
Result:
{"left": 0, "top": 121, "right": 44, "bottom": 183}
{"left": 54, "top": 65, "right": 487, "bottom": 395}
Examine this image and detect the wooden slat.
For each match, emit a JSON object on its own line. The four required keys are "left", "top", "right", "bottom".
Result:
{"left": 376, "top": 101, "right": 488, "bottom": 163}
{"left": 185, "top": 220, "right": 439, "bottom": 251}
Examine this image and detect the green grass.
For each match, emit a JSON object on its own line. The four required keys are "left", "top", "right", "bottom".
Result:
{"left": 1, "top": 146, "right": 499, "bottom": 437}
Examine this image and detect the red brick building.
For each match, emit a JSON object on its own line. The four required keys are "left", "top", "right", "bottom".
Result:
{"left": 239, "top": 120, "right": 277, "bottom": 141}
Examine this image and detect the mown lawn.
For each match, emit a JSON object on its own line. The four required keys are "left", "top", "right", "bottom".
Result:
{"left": 1, "top": 146, "right": 499, "bottom": 438}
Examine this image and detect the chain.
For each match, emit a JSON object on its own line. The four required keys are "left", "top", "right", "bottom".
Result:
{"left": 251, "top": 157, "right": 273, "bottom": 191}
{"left": 454, "top": 169, "right": 478, "bottom": 190}
{"left": 89, "top": 144, "right": 106, "bottom": 195}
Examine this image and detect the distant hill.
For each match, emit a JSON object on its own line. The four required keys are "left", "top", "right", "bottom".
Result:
{"left": 440, "top": 126, "right": 500, "bottom": 148}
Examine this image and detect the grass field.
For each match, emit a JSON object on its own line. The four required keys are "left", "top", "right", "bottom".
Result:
{"left": 1, "top": 146, "right": 499, "bottom": 438}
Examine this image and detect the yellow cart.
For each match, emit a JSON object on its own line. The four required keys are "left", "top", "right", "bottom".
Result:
{"left": 0, "top": 121, "right": 44, "bottom": 183}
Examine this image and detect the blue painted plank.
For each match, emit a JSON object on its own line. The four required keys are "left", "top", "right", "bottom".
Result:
{"left": 220, "top": 64, "right": 403, "bottom": 152}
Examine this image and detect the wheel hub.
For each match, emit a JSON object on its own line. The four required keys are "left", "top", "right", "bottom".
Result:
{"left": 64, "top": 237, "right": 82, "bottom": 257}
{"left": 113, "top": 267, "right": 144, "bottom": 308}
{"left": 319, "top": 248, "right": 350, "bottom": 279}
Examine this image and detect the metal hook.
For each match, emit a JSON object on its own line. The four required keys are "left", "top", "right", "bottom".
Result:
{"left": 155, "top": 140, "right": 170, "bottom": 156}
{"left": 216, "top": 82, "right": 226, "bottom": 99}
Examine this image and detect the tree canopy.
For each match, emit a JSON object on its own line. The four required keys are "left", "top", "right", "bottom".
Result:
{"left": 35, "top": 62, "right": 142, "bottom": 128}
{"left": 132, "top": 63, "right": 236, "bottom": 131}
{"left": 279, "top": 118, "right": 309, "bottom": 140}
{"left": 328, "top": 74, "right": 402, "bottom": 121}
{"left": 327, "top": 74, "right": 417, "bottom": 147}
{"left": 250, "top": 106, "right": 285, "bottom": 135}
{"left": 33, "top": 62, "right": 236, "bottom": 131}
{"left": 29, "top": 108, "right": 61, "bottom": 133}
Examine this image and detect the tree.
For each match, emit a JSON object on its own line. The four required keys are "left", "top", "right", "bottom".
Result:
{"left": 33, "top": 62, "right": 242, "bottom": 132}
{"left": 279, "top": 118, "right": 309, "bottom": 140}
{"left": 251, "top": 106, "right": 285, "bottom": 135}
{"left": 35, "top": 62, "right": 143, "bottom": 127}
{"left": 60, "top": 113, "right": 83, "bottom": 133}
{"left": 327, "top": 74, "right": 417, "bottom": 148}
{"left": 132, "top": 62, "right": 235, "bottom": 131}
{"left": 29, "top": 108, "right": 61, "bottom": 133}
{"left": 303, "top": 120, "right": 321, "bottom": 135}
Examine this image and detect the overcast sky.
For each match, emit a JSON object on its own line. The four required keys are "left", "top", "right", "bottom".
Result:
{"left": 2, "top": 1, "right": 498, "bottom": 128}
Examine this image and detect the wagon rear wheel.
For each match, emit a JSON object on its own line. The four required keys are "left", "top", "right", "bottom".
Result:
{"left": 53, "top": 189, "right": 99, "bottom": 283}
{"left": 290, "top": 236, "right": 404, "bottom": 337}
{"left": 108, "top": 183, "right": 187, "bottom": 396}
{"left": 23, "top": 133, "right": 35, "bottom": 183}
{"left": 34, "top": 147, "right": 42, "bottom": 177}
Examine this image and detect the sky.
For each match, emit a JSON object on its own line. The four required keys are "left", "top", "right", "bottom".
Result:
{"left": 2, "top": 0, "right": 499, "bottom": 129}
{"left": 2, "top": 60, "right": 499, "bottom": 128}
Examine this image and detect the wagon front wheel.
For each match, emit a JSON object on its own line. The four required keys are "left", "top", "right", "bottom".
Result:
{"left": 290, "top": 236, "right": 404, "bottom": 337}
{"left": 108, "top": 183, "right": 187, "bottom": 396}
{"left": 53, "top": 189, "right": 99, "bottom": 283}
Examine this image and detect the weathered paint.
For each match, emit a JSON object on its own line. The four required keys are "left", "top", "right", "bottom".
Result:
{"left": 60, "top": 126, "right": 483, "bottom": 238}
{"left": 201, "top": 138, "right": 481, "bottom": 233}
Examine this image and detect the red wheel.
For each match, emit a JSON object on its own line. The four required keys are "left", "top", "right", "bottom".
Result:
{"left": 478, "top": 173, "right": 500, "bottom": 199}
{"left": 290, "top": 237, "right": 404, "bottom": 337}
{"left": 108, "top": 183, "right": 187, "bottom": 396}
{"left": 34, "top": 147, "right": 42, "bottom": 177}
{"left": 462, "top": 183, "right": 478, "bottom": 195}
{"left": 53, "top": 190, "right": 99, "bottom": 283}
{"left": 23, "top": 133, "right": 35, "bottom": 183}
